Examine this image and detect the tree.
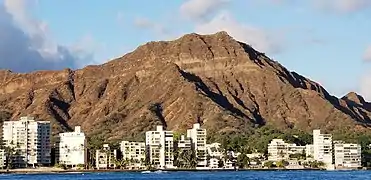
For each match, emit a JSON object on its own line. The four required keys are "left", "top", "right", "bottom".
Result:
{"left": 218, "top": 157, "right": 224, "bottom": 168}
{"left": 236, "top": 153, "right": 250, "bottom": 169}
{"left": 4, "top": 140, "right": 20, "bottom": 169}
{"left": 264, "top": 161, "right": 274, "bottom": 168}
{"left": 276, "top": 160, "right": 288, "bottom": 168}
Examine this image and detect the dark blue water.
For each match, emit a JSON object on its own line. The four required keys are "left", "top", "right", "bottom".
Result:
{"left": 0, "top": 171, "right": 370, "bottom": 180}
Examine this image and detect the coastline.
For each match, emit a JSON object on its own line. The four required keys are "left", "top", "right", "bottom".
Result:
{"left": 0, "top": 168, "right": 328, "bottom": 174}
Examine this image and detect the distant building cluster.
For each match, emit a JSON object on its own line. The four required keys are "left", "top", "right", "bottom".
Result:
{"left": 0, "top": 116, "right": 364, "bottom": 170}
{"left": 267, "top": 129, "right": 362, "bottom": 170}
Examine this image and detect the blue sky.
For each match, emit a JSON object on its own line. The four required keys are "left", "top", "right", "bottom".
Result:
{"left": 0, "top": 0, "right": 371, "bottom": 100}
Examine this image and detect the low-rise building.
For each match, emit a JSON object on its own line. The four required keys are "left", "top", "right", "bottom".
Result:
{"left": 268, "top": 139, "right": 289, "bottom": 161}
{"left": 287, "top": 144, "right": 306, "bottom": 155}
{"left": 120, "top": 141, "right": 145, "bottom": 169}
{"left": 268, "top": 139, "right": 306, "bottom": 162}
{"left": 58, "top": 126, "right": 86, "bottom": 167}
{"left": 206, "top": 143, "right": 223, "bottom": 169}
{"left": 334, "top": 142, "right": 362, "bottom": 169}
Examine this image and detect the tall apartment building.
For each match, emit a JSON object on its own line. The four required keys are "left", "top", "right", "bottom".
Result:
{"left": 313, "top": 129, "right": 333, "bottom": 167}
{"left": 120, "top": 141, "right": 146, "bottom": 169}
{"left": 187, "top": 123, "right": 207, "bottom": 169}
{"left": 334, "top": 141, "right": 361, "bottom": 169}
{"left": 2, "top": 117, "right": 51, "bottom": 167}
{"left": 58, "top": 126, "right": 86, "bottom": 166}
{"left": 145, "top": 125, "right": 174, "bottom": 169}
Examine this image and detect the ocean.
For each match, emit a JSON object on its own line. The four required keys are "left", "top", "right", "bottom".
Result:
{"left": 0, "top": 170, "right": 369, "bottom": 180}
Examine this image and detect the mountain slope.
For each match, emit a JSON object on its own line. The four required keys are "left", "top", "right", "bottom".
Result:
{"left": 0, "top": 31, "right": 370, "bottom": 141}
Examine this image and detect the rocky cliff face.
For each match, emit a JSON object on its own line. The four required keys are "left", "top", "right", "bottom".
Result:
{"left": 0, "top": 31, "right": 370, "bottom": 141}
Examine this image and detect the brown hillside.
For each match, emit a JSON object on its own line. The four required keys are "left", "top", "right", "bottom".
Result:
{"left": 0, "top": 31, "right": 370, "bottom": 141}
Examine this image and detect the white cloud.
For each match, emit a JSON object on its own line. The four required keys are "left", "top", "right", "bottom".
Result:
{"left": 317, "top": 0, "right": 371, "bottom": 13}
{"left": 194, "top": 12, "right": 284, "bottom": 54}
{"left": 363, "top": 46, "right": 371, "bottom": 61}
{"left": 180, "top": 0, "right": 230, "bottom": 21}
{"left": 0, "top": 0, "right": 98, "bottom": 72}
{"left": 360, "top": 72, "right": 371, "bottom": 101}
{"left": 133, "top": 17, "right": 169, "bottom": 36}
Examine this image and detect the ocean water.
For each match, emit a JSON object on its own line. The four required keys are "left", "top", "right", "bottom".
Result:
{"left": 0, "top": 170, "right": 370, "bottom": 180}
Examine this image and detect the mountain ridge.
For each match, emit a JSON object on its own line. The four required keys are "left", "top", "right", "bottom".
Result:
{"left": 0, "top": 31, "right": 370, "bottom": 141}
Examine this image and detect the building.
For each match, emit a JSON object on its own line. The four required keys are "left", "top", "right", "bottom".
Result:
{"left": 268, "top": 139, "right": 289, "bottom": 161}
{"left": 95, "top": 144, "right": 118, "bottom": 169}
{"left": 120, "top": 141, "right": 146, "bottom": 169}
{"left": 177, "top": 135, "right": 192, "bottom": 150}
{"left": 0, "top": 149, "right": 5, "bottom": 169}
{"left": 2, "top": 117, "right": 51, "bottom": 167}
{"left": 287, "top": 144, "right": 306, "bottom": 155}
{"left": 268, "top": 139, "right": 306, "bottom": 162}
{"left": 206, "top": 143, "right": 223, "bottom": 169}
{"left": 58, "top": 126, "right": 86, "bottom": 167}
{"left": 187, "top": 123, "right": 207, "bottom": 169}
{"left": 145, "top": 125, "right": 174, "bottom": 169}
{"left": 305, "top": 144, "right": 314, "bottom": 159}
{"left": 334, "top": 141, "right": 361, "bottom": 169}
{"left": 175, "top": 135, "right": 193, "bottom": 168}
{"left": 313, "top": 130, "right": 333, "bottom": 167}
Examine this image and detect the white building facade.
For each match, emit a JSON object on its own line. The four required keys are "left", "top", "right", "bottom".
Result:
{"left": 334, "top": 142, "right": 361, "bottom": 169}
{"left": 305, "top": 144, "right": 314, "bottom": 159}
{"left": 95, "top": 144, "right": 117, "bottom": 169}
{"left": 145, "top": 125, "right": 174, "bottom": 169}
{"left": 313, "top": 130, "right": 333, "bottom": 167}
{"left": 187, "top": 123, "right": 207, "bottom": 169}
{"left": 206, "top": 143, "right": 223, "bottom": 169}
{"left": 2, "top": 117, "right": 51, "bottom": 167}
{"left": 268, "top": 139, "right": 306, "bottom": 162}
{"left": 268, "top": 139, "right": 289, "bottom": 161}
{"left": 58, "top": 126, "right": 86, "bottom": 166}
{"left": 120, "top": 141, "right": 146, "bottom": 169}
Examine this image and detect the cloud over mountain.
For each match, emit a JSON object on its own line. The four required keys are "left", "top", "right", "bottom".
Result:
{"left": 0, "top": 0, "right": 95, "bottom": 72}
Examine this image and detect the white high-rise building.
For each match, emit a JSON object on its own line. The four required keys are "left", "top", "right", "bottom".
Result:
{"left": 120, "top": 141, "right": 146, "bottom": 169}
{"left": 58, "top": 126, "right": 86, "bottom": 166}
{"left": 145, "top": 125, "right": 174, "bottom": 169}
{"left": 187, "top": 123, "right": 207, "bottom": 169}
{"left": 313, "top": 129, "right": 333, "bottom": 167}
{"left": 2, "top": 117, "right": 51, "bottom": 167}
{"left": 334, "top": 141, "right": 361, "bottom": 169}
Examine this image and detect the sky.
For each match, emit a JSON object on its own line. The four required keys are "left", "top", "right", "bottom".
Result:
{"left": 0, "top": 0, "right": 371, "bottom": 100}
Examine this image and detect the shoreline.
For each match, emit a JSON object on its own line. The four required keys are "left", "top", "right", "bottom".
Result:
{"left": 0, "top": 168, "right": 337, "bottom": 174}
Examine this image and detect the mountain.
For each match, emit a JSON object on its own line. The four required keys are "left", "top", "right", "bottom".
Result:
{"left": 0, "top": 31, "right": 370, "bottom": 141}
